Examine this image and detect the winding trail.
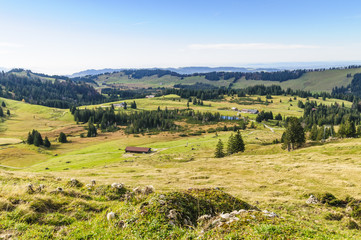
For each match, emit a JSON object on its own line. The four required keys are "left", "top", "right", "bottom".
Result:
{"left": 0, "top": 165, "right": 24, "bottom": 169}
{"left": 263, "top": 123, "right": 275, "bottom": 133}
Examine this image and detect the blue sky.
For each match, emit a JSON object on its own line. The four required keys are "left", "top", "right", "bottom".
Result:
{"left": 1, "top": 0, "right": 361, "bottom": 74}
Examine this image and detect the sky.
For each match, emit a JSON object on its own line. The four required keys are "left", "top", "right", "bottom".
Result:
{"left": 1, "top": 0, "right": 361, "bottom": 74}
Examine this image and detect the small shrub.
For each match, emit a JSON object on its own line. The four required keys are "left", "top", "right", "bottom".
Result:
{"left": 351, "top": 207, "right": 361, "bottom": 220}
{"left": 318, "top": 193, "right": 346, "bottom": 207}
{"left": 0, "top": 198, "right": 15, "bottom": 211}
{"left": 346, "top": 219, "right": 360, "bottom": 230}
{"left": 324, "top": 212, "right": 343, "bottom": 221}
{"left": 29, "top": 197, "right": 63, "bottom": 213}
{"left": 207, "top": 128, "right": 216, "bottom": 133}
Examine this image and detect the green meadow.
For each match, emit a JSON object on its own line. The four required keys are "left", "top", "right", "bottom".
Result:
{"left": 1, "top": 94, "right": 361, "bottom": 238}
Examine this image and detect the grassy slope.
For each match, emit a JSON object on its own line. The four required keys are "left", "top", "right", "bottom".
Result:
{"left": 0, "top": 97, "right": 74, "bottom": 167}
{"left": 233, "top": 68, "right": 361, "bottom": 92}
{"left": 0, "top": 94, "right": 352, "bottom": 169}
{"left": 96, "top": 72, "right": 232, "bottom": 88}
{"left": 1, "top": 95, "right": 361, "bottom": 238}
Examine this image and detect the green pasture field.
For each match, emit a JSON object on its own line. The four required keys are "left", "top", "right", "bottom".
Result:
{"left": 1, "top": 94, "right": 361, "bottom": 238}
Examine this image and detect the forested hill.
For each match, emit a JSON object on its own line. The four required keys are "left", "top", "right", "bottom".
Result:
{"left": 77, "top": 68, "right": 307, "bottom": 82}
{"left": 0, "top": 70, "right": 104, "bottom": 108}
{"left": 75, "top": 65, "right": 361, "bottom": 92}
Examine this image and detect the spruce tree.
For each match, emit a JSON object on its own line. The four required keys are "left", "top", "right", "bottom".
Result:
{"left": 1, "top": 101, "right": 5, "bottom": 107}
{"left": 345, "top": 120, "right": 356, "bottom": 138}
{"left": 283, "top": 117, "right": 305, "bottom": 150}
{"left": 100, "top": 114, "right": 107, "bottom": 130}
{"left": 6, "top": 109, "right": 10, "bottom": 116}
{"left": 309, "top": 124, "right": 318, "bottom": 141}
{"left": 316, "top": 127, "right": 324, "bottom": 141}
{"left": 193, "top": 98, "right": 197, "bottom": 105}
{"left": 27, "top": 132, "right": 34, "bottom": 145}
{"left": 44, "top": 136, "right": 51, "bottom": 148}
{"left": 58, "top": 132, "right": 67, "bottom": 143}
{"left": 234, "top": 130, "right": 245, "bottom": 152}
{"left": 338, "top": 123, "right": 346, "bottom": 138}
{"left": 33, "top": 131, "right": 43, "bottom": 147}
{"left": 227, "top": 134, "right": 236, "bottom": 155}
{"left": 87, "top": 121, "right": 97, "bottom": 137}
{"left": 0, "top": 107, "right": 3, "bottom": 117}
{"left": 214, "top": 139, "right": 225, "bottom": 158}
{"left": 275, "top": 113, "right": 282, "bottom": 121}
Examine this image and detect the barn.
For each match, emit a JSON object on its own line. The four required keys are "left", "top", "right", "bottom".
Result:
{"left": 125, "top": 146, "right": 151, "bottom": 153}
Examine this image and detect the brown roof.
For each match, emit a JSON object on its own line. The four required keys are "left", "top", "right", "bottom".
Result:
{"left": 125, "top": 146, "right": 151, "bottom": 153}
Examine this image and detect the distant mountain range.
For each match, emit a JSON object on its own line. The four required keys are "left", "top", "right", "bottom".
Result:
{"left": 68, "top": 67, "right": 280, "bottom": 78}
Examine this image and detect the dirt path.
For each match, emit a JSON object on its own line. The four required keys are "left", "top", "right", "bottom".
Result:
{"left": 0, "top": 165, "right": 24, "bottom": 169}
{"left": 263, "top": 123, "right": 275, "bottom": 133}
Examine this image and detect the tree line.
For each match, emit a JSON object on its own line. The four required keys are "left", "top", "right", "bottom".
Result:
{"left": 301, "top": 101, "right": 361, "bottom": 129}
{"left": 0, "top": 72, "right": 104, "bottom": 108}
{"left": 72, "top": 106, "right": 234, "bottom": 134}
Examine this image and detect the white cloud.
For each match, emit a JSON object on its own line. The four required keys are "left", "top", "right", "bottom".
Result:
{"left": 188, "top": 43, "right": 320, "bottom": 50}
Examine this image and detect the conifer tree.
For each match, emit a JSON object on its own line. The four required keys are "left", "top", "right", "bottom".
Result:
{"left": 0, "top": 107, "right": 3, "bottom": 117}
{"left": 234, "top": 130, "right": 245, "bottom": 152}
{"left": 27, "top": 132, "right": 34, "bottom": 145}
{"left": 338, "top": 123, "right": 346, "bottom": 138}
{"left": 33, "top": 131, "right": 43, "bottom": 147}
{"left": 214, "top": 139, "right": 225, "bottom": 158}
{"left": 58, "top": 132, "right": 68, "bottom": 143}
{"left": 130, "top": 101, "right": 137, "bottom": 109}
{"left": 193, "top": 98, "right": 197, "bottom": 105}
{"left": 283, "top": 117, "right": 305, "bottom": 150}
{"left": 44, "top": 136, "right": 51, "bottom": 148}
{"left": 100, "top": 114, "right": 107, "bottom": 130}
{"left": 316, "top": 127, "right": 324, "bottom": 141}
{"left": 345, "top": 120, "right": 356, "bottom": 138}
{"left": 227, "top": 134, "right": 236, "bottom": 155}
{"left": 309, "top": 124, "right": 318, "bottom": 141}
{"left": 6, "top": 109, "right": 10, "bottom": 116}
{"left": 1, "top": 101, "right": 5, "bottom": 107}
{"left": 87, "top": 121, "right": 97, "bottom": 137}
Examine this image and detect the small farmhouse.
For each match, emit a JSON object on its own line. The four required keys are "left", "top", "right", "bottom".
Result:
{"left": 241, "top": 109, "right": 259, "bottom": 114}
{"left": 113, "top": 102, "right": 126, "bottom": 108}
{"left": 125, "top": 146, "right": 151, "bottom": 153}
{"left": 146, "top": 95, "right": 155, "bottom": 98}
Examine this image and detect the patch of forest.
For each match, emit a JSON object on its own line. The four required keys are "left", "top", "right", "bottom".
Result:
{"left": 0, "top": 71, "right": 103, "bottom": 108}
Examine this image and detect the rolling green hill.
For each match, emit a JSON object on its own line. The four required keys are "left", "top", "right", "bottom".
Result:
{"left": 5, "top": 67, "right": 361, "bottom": 94}
{"left": 87, "top": 67, "right": 361, "bottom": 93}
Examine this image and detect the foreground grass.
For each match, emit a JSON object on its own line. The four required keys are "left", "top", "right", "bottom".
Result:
{"left": 0, "top": 172, "right": 360, "bottom": 239}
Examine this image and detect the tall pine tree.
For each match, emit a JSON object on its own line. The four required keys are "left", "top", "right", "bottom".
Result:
{"left": 44, "top": 136, "right": 51, "bottom": 148}
{"left": 214, "top": 139, "right": 225, "bottom": 158}
{"left": 234, "top": 130, "right": 245, "bottom": 153}
{"left": 283, "top": 117, "right": 305, "bottom": 150}
{"left": 227, "top": 134, "right": 236, "bottom": 155}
